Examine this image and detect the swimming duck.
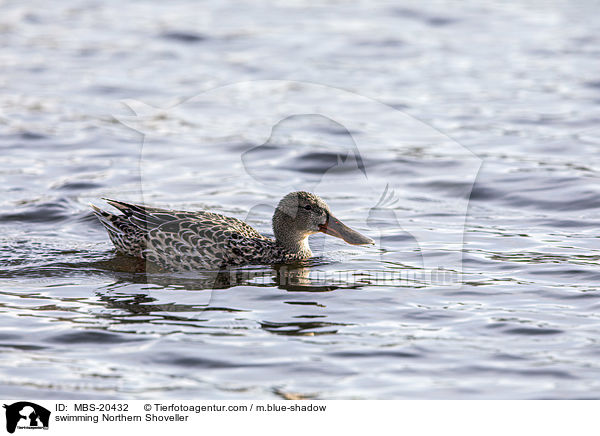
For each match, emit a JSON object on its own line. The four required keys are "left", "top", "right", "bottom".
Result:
{"left": 91, "top": 191, "right": 373, "bottom": 270}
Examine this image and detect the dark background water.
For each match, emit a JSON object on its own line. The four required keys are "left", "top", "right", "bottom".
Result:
{"left": 1, "top": 0, "right": 600, "bottom": 399}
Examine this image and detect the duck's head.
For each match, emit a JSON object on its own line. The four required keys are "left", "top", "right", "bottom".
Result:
{"left": 272, "top": 191, "right": 374, "bottom": 254}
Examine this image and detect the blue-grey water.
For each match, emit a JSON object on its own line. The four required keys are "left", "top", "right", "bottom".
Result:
{"left": 2, "top": 0, "right": 600, "bottom": 399}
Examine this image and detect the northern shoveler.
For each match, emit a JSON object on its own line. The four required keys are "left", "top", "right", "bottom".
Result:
{"left": 91, "top": 191, "right": 374, "bottom": 270}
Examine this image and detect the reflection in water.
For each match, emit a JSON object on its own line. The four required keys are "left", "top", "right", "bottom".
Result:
{"left": 259, "top": 320, "right": 347, "bottom": 336}
{"left": 1, "top": 249, "right": 361, "bottom": 340}
{"left": 3, "top": 250, "right": 350, "bottom": 291}
{"left": 92, "top": 271, "right": 346, "bottom": 337}
{"left": 26, "top": 256, "right": 357, "bottom": 338}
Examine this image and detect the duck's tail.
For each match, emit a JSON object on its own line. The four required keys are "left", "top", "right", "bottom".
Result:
{"left": 90, "top": 203, "right": 121, "bottom": 234}
{"left": 90, "top": 202, "right": 145, "bottom": 256}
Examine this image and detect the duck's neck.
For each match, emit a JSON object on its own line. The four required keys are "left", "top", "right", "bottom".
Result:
{"left": 272, "top": 204, "right": 313, "bottom": 257}
{"left": 275, "top": 231, "right": 313, "bottom": 257}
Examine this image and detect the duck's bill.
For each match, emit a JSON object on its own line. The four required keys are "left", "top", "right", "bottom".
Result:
{"left": 319, "top": 215, "right": 374, "bottom": 245}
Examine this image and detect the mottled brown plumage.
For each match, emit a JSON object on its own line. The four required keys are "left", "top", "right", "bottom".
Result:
{"left": 91, "top": 191, "right": 373, "bottom": 271}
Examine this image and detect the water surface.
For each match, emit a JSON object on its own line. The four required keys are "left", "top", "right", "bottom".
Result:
{"left": 1, "top": 0, "right": 600, "bottom": 399}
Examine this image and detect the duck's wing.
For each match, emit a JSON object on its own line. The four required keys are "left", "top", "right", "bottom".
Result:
{"left": 103, "top": 199, "right": 211, "bottom": 230}
{"left": 103, "top": 199, "right": 262, "bottom": 234}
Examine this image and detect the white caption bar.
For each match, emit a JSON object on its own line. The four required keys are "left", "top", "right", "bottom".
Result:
{"left": 0, "top": 400, "right": 597, "bottom": 436}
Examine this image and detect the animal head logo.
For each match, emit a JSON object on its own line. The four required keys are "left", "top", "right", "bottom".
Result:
{"left": 3, "top": 402, "right": 50, "bottom": 434}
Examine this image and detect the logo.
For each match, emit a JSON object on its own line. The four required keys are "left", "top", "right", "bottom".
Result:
{"left": 3, "top": 402, "right": 50, "bottom": 434}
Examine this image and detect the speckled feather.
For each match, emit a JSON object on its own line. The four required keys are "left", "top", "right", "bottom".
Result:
{"left": 91, "top": 199, "right": 303, "bottom": 270}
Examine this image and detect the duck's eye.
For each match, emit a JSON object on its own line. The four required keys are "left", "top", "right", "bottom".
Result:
{"left": 303, "top": 205, "right": 312, "bottom": 211}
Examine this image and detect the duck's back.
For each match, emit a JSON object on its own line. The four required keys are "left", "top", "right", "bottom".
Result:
{"left": 92, "top": 200, "right": 280, "bottom": 270}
